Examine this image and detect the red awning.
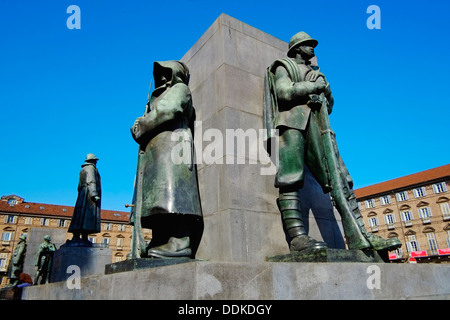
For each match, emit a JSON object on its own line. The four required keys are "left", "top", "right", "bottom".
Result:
{"left": 410, "top": 251, "right": 428, "bottom": 257}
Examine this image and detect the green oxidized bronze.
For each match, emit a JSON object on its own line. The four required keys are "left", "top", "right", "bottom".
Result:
{"left": 68, "top": 153, "right": 101, "bottom": 244}
{"left": 8, "top": 234, "right": 27, "bottom": 285}
{"left": 130, "top": 60, "right": 203, "bottom": 260}
{"left": 34, "top": 235, "right": 56, "bottom": 285}
{"left": 264, "top": 31, "right": 401, "bottom": 254}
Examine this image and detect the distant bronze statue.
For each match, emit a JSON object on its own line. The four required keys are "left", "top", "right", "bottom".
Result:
{"left": 8, "top": 234, "right": 27, "bottom": 285}
{"left": 130, "top": 60, "right": 203, "bottom": 259}
{"left": 68, "top": 153, "right": 101, "bottom": 243}
{"left": 34, "top": 235, "right": 56, "bottom": 284}
{"left": 264, "top": 31, "right": 401, "bottom": 253}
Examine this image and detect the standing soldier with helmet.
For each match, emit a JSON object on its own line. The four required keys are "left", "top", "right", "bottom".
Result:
{"left": 68, "top": 153, "right": 102, "bottom": 243}
{"left": 264, "top": 31, "right": 401, "bottom": 254}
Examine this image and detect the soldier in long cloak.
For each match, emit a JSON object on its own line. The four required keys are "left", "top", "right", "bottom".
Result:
{"left": 68, "top": 153, "right": 101, "bottom": 242}
{"left": 264, "top": 31, "right": 401, "bottom": 253}
{"left": 8, "top": 234, "right": 27, "bottom": 285}
{"left": 130, "top": 60, "right": 203, "bottom": 259}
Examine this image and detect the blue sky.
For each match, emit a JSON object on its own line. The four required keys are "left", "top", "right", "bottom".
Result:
{"left": 1, "top": 0, "right": 449, "bottom": 212}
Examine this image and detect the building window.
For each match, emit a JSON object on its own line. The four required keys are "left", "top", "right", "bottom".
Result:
{"left": 396, "top": 191, "right": 409, "bottom": 202}
{"left": 413, "top": 187, "right": 427, "bottom": 198}
{"left": 1, "top": 232, "right": 13, "bottom": 242}
{"left": 406, "top": 235, "right": 420, "bottom": 253}
{"left": 425, "top": 232, "right": 439, "bottom": 255}
{"left": 446, "top": 231, "right": 450, "bottom": 248}
{"left": 440, "top": 202, "right": 450, "bottom": 220}
{"left": 58, "top": 219, "right": 67, "bottom": 228}
{"left": 24, "top": 217, "right": 33, "bottom": 225}
{"left": 384, "top": 213, "right": 395, "bottom": 229}
{"left": 392, "top": 247, "right": 403, "bottom": 259}
{"left": 7, "top": 199, "right": 17, "bottom": 206}
{"left": 0, "top": 253, "right": 8, "bottom": 272}
{"left": 102, "top": 237, "right": 110, "bottom": 246}
{"left": 365, "top": 199, "right": 375, "bottom": 209}
{"left": 401, "top": 210, "right": 414, "bottom": 227}
{"left": 104, "top": 223, "right": 112, "bottom": 231}
{"left": 418, "top": 207, "right": 432, "bottom": 224}
{"left": 118, "top": 224, "right": 126, "bottom": 232}
{"left": 116, "top": 238, "right": 124, "bottom": 248}
{"left": 432, "top": 182, "right": 448, "bottom": 194}
{"left": 380, "top": 195, "right": 391, "bottom": 205}
{"left": 88, "top": 236, "right": 96, "bottom": 243}
{"left": 368, "top": 216, "right": 379, "bottom": 231}
{"left": 40, "top": 218, "right": 50, "bottom": 226}
{"left": 4, "top": 215, "right": 17, "bottom": 224}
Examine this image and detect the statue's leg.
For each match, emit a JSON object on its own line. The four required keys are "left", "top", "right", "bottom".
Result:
{"left": 278, "top": 189, "right": 327, "bottom": 251}
{"left": 276, "top": 128, "right": 327, "bottom": 251}
{"left": 350, "top": 197, "right": 401, "bottom": 251}
{"left": 336, "top": 156, "right": 401, "bottom": 251}
{"left": 146, "top": 215, "right": 192, "bottom": 258}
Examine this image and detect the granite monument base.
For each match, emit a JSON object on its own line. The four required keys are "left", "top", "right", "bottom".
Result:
{"left": 105, "top": 257, "right": 193, "bottom": 275}
{"left": 22, "top": 260, "right": 450, "bottom": 300}
{"left": 266, "top": 248, "right": 388, "bottom": 263}
{"left": 50, "top": 243, "right": 112, "bottom": 283}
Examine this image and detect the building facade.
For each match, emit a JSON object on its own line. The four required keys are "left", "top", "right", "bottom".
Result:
{"left": 0, "top": 195, "right": 150, "bottom": 287}
{"left": 355, "top": 164, "right": 450, "bottom": 263}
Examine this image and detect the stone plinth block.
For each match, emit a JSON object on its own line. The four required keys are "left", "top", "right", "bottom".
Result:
{"left": 266, "top": 248, "right": 387, "bottom": 263}
{"left": 50, "top": 244, "right": 112, "bottom": 283}
{"left": 105, "top": 258, "right": 193, "bottom": 275}
{"left": 23, "top": 261, "right": 450, "bottom": 300}
{"left": 180, "top": 14, "right": 344, "bottom": 262}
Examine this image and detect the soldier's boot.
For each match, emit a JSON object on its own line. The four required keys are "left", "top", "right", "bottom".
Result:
{"left": 278, "top": 191, "right": 327, "bottom": 252}
{"left": 342, "top": 191, "right": 402, "bottom": 252}
{"left": 147, "top": 236, "right": 192, "bottom": 259}
{"left": 354, "top": 210, "right": 402, "bottom": 251}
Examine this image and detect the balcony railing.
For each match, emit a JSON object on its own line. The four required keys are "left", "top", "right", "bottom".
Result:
{"left": 421, "top": 217, "right": 431, "bottom": 224}
{"left": 403, "top": 220, "right": 413, "bottom": 227}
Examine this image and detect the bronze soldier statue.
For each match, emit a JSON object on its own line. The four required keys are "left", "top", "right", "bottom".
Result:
{"left": 68, "top": 153, "right": 101, "bottom": 243}
{"left": 8, "top": 234, "right": 27, "bottom": 285}
{"left": 130, "top": 60, "right": 203, "bottom": 259}
{"left": 264, "top": 31, "right": 401, "bottom": 253}
{"left": 34, "top": 235, "right": 56, "bottom": 284}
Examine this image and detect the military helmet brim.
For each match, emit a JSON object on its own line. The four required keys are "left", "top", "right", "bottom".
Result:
{"left": 287, "top": 38, "right": 318, "bottom": 58}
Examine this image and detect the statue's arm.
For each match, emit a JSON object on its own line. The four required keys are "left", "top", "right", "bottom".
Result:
{"left": 85, "top": 166, "right": 100, "bottom": 201}
{"left": 12, "top": 246, "right": 22, "bottom": 264}
{"left": 131, "top": 83, "right": 192, "bottom": 144}
{"left": 274, "top": 66, "right": 323, "bottom": 103}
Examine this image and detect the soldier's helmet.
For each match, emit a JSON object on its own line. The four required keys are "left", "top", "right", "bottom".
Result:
{"left": 287, "top": 31, "right": 318, "bottom": 58}
{"left": 44, "top": 235, "right": 51, "bottom": 241}
{"left": 85, "top": 153, "right": 99, "bottom": 162}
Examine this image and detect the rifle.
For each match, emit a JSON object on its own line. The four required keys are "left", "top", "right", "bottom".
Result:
{"left": 317, "top": 93, "right": 371, "bottom": 250}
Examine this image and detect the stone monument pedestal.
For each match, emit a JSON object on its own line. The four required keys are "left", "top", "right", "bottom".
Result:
{"left": 22, "top": 260, "right": 450, "bottom": 300}
{"left": 105, "top": 257, "right": 193, "bottom": 275}
{"left": 266, "top": 248, "right": 388, "bottom": 263}
{"left": 50, "top": 242, "right": 112, "bottom": 283}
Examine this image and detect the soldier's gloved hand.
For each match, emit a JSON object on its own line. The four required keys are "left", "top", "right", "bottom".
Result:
{"left": 314, "top": 79, "right": 327, "bottom": 93}
{"left": 93, "top": 196, "right": 100, "bottom": 202}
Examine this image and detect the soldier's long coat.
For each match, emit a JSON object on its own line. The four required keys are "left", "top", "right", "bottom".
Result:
{"left": 68, "top": 163, "right": 101, "bottom": 234}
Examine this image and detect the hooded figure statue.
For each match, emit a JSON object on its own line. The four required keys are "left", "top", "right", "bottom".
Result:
{"left": 68, "top": 153, "right": 101, "bottom": 242}
{"left": 130, "top": 60, "right": 203, "bottom": 259}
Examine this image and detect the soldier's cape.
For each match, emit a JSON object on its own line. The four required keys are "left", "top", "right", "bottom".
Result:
{"left": 263, "top": 58, "right": 302, "bottom": 144}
